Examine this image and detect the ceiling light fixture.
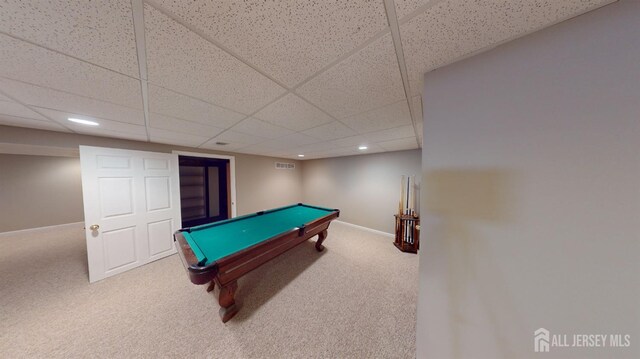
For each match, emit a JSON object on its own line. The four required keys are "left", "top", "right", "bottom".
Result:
{"left": 358, "top": 145, "right": 368, "bottom": 150}
{"left": 297, "top": 154, "right": 305, "bottom": 158}
{"left": 68, "top": 117, "right": 99, "bottom": 126}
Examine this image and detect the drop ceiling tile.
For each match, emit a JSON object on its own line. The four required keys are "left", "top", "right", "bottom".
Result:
{"left": 311, "top": 147, "right": 360, "bottom": 158}
{"left": 0, "top": 0, "right": 139, "bottom": 77}
{"left": 0, "top": 78, "right": 144, "bottom": 125}
{"left": 75, "top": 128, "right": 149, "bottom": 142}
{"left": 211, "top": 131, "right": 267, "bottom": 147}
{"left": 144, "top": 5, "right": 286, "bottom": 114}
{"left": 233, "top": 145, "right": 288, "bottom": 157}
{"left": 148, "top": 85, "right": 245, "bottom": 128}
{"left": 230, "top": 117, "right": 294, "bottom": 140}
{"left": 149, "top": 113, "right": 225, "bottom": 138}
{"left": 0, "top": 101, "right": 48, "bottom": 121}
{"left": 401, "top": 0, "right": 614, "bottom": 96}
{"left": 149, "top": 128, "right": 210, "bottom": 147}
{"left": 150, "top": 0, "right": 388, "bottom": 87}
{"left": 0, "top": 34, "right": 142, "bottom": 109}
{"left": 296, "top": 33, "right": 405, "bottom": 119}
{"left": 377, "top": 137, "right": 420, "bottom": 151}
{"left": 342, "top": 100, "right": 412, "bottom": 134}
{"left": 0, "top": 114, "right": 69, "bottom": 132}
{"left": 253, "top": 93, "right": 334, "bottom": 131}
{"left": 301, "top": 121, "right": 356, "bottom": 141}
{"left": 199, "top": 140, "right": 248, "bottom": 152}
{"left": 395, "top": 0, "right": 433, "bottom": 20}
{"left": 34, "top": 107, "right": 147, "bottom": 136}
{"left": 259, "top": 133, "right": 321, "bottom": 150}
{"left": 324, "top": 135, "right": 370, "bottom": 149}
{"left": 363, "top": 125, "right": 416, "bottom": 142}
{"left": 294, "top": 141, "right": 341, "bottom": 154}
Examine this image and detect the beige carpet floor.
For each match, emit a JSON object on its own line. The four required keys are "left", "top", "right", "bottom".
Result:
{"left": 0, "top": 222, "right": 418, "bottom": 358}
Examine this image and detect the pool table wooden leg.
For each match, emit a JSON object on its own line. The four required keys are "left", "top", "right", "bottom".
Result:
{"left": 206, "top": 281, "right": 215, "bottom": 292}
{"left": 218, "top": 280, "right": 238, "bottom": 323}
{"left": 315, "top": 229, "right": 328, "bottom": 251}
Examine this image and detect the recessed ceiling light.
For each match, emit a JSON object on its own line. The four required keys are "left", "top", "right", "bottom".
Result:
{"left": 68, "top": 117, "right": 99, "bottom": 126}
{"left": 358, "top": 145, "right": 368, "bottom": 150}
{"left": 297, "top": 154, "right": 305, "bottom": 158}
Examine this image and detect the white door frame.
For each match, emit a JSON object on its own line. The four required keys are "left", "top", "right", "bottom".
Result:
{"left": 173, "top": 151, "right": 237, "bottom": 218}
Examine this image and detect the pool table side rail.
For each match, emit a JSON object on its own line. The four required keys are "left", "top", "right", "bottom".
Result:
{"left": 181, "top": 203, "right": 337, "bottom": 233}
{"left": 174, "top": 231, "right": 219, "bottom": 285}
{"left": 215, "top": 210, "right": 339, "bottom": 286}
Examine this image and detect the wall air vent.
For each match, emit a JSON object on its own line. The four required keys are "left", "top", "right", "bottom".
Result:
{"left": 275, "top": 162, "right": 295, "bottom": 170}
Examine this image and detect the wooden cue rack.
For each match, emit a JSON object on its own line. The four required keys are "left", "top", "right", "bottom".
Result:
{"left": 394, "top": 214, "right": 420, "bottom": 253}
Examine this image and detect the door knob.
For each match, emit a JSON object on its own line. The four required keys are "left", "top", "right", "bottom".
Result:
{"left": 89, "top": 224, "right": 100, "bottom": 231}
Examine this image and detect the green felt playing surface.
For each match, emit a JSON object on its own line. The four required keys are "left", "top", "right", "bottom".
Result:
{"left": 182, "top": 204, "right": 336, "bottom": 265}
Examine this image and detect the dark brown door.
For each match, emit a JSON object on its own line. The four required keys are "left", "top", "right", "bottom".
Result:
{"left": 179, "top": 156, "right": 230, "bottom": 228}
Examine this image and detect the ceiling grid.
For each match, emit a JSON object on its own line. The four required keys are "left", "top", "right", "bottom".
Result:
{"left": 0, "top": 0, "right": 616, "bottom": 159}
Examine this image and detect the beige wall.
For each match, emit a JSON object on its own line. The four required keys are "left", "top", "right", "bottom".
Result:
{"left": 0, "top": 154, "right": 84, "bottom": 231}
{"left": 302, "top": 149, "right": 421, "bottom": 234}
{"left": 0, "top": 126, "right": 303, "bottom": 232}
{"left": 417, "top": 1, "right": 639, "bottom": 358}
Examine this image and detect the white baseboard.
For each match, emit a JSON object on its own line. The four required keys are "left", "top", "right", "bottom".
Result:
{"left": 334, "top": 220, "right": 394, "bottom": 238}
{"left": 0, "top": 221, "right": 84, "bottom": 238}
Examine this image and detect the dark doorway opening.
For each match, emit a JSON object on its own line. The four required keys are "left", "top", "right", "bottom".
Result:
{"left": 179, "top": 155, "right": 230, "bottom": 228}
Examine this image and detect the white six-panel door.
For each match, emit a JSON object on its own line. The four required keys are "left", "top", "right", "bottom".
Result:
{"left": 79, "top": 146, "right": 181, "bottom": 283}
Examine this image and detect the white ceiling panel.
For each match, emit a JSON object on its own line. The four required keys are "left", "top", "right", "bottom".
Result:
{"left": 148, "top": 85, "right": 245, "bottom": 129}
{"left": 260, "top": 133, "right": 321, "bottom": 150}
{"left": 253, "top": 93, "right": 334, "bottom": 132}
{"left": 0, "top": 0, "right": 139, "bottom": 77}
{"left": 210, "top": 130, "right": 267, "bottom": 148}
{"left": 148, "top": 128, "right": 210, "bottom": 147}
{"left": 377, "top": 137, "right": 420, "bottom": 151}
{"left": 0, "top": 114, "right": 69, "bottom": 132}
{"left": 0, "top": 78, "right": 144, "bottom": 125}
{"left": 150, "top": 0, "right": 389, "bottom": 88}
{"left": 0, "top": 0, "right": 615, "bottom": 157}
{"left": 233, "top": 144, "right": 288, "bottom": 157}
{"left": 0, "top": 100, "right": 49, "bottom": 121}
{"left": 73, "top": 128, "right": 148, "bottom": 142}
{"left": 230, "top": 117, "right": 294, "bottom": 140}
{"left": 199, "top": 140, "right": 249, "bottom": 152}
{"left": 148, "top": 113, "right": 225, "bottom": 138}
{"left": 342, "top": 100, "right": 412, "bottom": 134}
{"left": 301, "top": 121, "right": 357, "bottom": 141}
{"left": 324, "top": 135, "right": 371, "bottom": 150}
{"left": 0, "top": 34, "right": 142, "bottom": 109}
{"left": 363, "top": 125, "right": 416, "bottom": 142}
{"left": 34, "top": 107, "right": 147, "bottom": 136}
{"left": 144, "top": 5, "right": 286, "bottom": 114}
{"left": 395, "top": 0, "right": 433, "bottom": 20}
{"left": 295, "top": 141, "right": 342, "bottom": 154}
{"left": 401, "top": 0, "right": 614, "bottom": 96}
{"left": 296, "top": 33, "right": 405, "bottom": 119}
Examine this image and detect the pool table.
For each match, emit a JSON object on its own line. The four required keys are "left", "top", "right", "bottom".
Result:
{"left": 174, "top": 203, "right": 340, "bottom": 322}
